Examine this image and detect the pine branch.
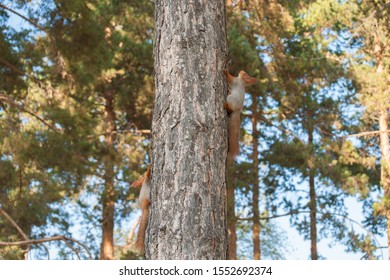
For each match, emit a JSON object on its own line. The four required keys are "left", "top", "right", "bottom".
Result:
{"left": 0, "top": 208, "right": 28, "bottom": 242}
{"left": 0, "top": 93, "right": 59, "bottom": 132}
{"left": 0, "top": 57, "right": 43, "bottom": 86}
{"left": 343, "top": 130, "right": 390, "bottom": 139}
{"left": 0, "top": 4, "right": 70, "bottom": 85}
{"left": 0, "top": 235, "right": 93, "bottom": 260}
{"left": 236, "top": 209, "right": 303, "bottom": 221}
{"left": 0, "top": 3, "right": 45, "bottom": 32}
{"left": 345, "top": 2, "right": 390, "bottom": 46}
{"left": 0, "top": 207, "right": 31, "bottom": 259}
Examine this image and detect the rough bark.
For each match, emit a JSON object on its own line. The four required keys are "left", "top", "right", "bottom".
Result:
{"left": 148, "top": 0, "right": 229, "bottom": 259}
{"left": 251, "top": 114, "right": 261, "bottom": 260}
{"left": 100, "top": 90, "right": 116, "bottom": 260}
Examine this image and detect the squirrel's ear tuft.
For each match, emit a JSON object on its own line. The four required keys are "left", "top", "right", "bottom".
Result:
{"left": 240, "top": 71, "right": 257, "bottom": 86}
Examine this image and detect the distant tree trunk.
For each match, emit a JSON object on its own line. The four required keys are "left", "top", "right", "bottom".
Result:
{"left": 308, "top": 123, "right": 318, "bottom": 260}
{"left": 148, "top": 0, "right": 229, "bottom": 259}
{"left": 251, "top": 113, "right": 261, "bottom": 260}
{"left": 379, "top": 109, "right": 390, "bottom": 260}
{"left": 378, "top": 107, "right": 390, "bottom": 260}
{"left": 309, "top": 170, "right": 317, "bottom": 260}
{"left": 100, "top": 90, "right": 116, "bottom": 260}
{"left": 376, "top": 50, "right": 390, "bottom": 259}
{"left": 227, "top": 167, "right": 237, "bottom": 259}
{"left": 379, "top": 109, "right": 390, "bottom": 259}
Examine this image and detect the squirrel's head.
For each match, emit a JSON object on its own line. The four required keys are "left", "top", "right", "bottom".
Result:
{"left": 239, "top": 71, "right": 257, "bottom": 87}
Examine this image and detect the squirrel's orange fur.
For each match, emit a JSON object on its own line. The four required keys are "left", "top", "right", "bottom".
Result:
{"left": 131, "top": 166, "right": 151, "bottom": 253}
{"left": 224, "top": 70, "right": 257, "bottom": 160}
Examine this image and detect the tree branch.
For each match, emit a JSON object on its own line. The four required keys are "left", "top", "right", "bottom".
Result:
{"left": 0, "top": 235, "right": 92, "bottom": 260}
{"left": 0, "top": 57, "right": 43, "bottom": 86}
{"left": 0, "top": 3, "right": 45, "bottom": 32}
{"left": 343, "top": 130, "right": 390, "bottom": 139}
{"left": 0, "top": 93, "right": 59, "bottom": 132}
{"left": 236, "top": 209, "right": 304, "bottom": 221}
{"left": 0, "top": 207, "right": 31, "bottom": 259}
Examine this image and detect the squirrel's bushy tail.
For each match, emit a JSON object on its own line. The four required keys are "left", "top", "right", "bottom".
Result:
{"left": 135, "top": 199, "right": 149, "bottom": 253}
{"left": 228, "top": 111, "right": 240, "bottom": 160}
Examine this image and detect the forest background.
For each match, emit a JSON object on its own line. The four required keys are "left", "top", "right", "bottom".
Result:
{"left": 0, "top": 0, "right": 389, "bottom": 260}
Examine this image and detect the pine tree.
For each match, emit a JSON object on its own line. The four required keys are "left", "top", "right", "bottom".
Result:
{"left": 0, "top": 0, "right": 154, "bottom": 259}
{"left": 303, "top": 0, "right": 389, "bottom": 259}
{"left": 235, "top": 0, "right": 371, "bottom": 259}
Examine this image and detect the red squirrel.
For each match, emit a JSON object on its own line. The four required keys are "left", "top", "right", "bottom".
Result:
{"left": 131, "top": 165, "right": 151, "bottom": 253}
{"left": 224, "top": 70, "right": 257, "bottom": 159}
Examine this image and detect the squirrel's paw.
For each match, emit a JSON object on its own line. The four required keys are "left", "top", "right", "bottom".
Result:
{"left": 224, "top": 102, "right": 233, "bottom": 114}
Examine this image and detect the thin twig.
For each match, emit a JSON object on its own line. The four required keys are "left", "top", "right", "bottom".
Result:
{"left": 62, "top": 238, "right": 81, "bottom": 260}
{"left": 63, "top": 237, "right": 93, "bottom": 260}
{"left": 123, "top": 217, "right": 141, "bottom": 253}
{"left": 40, "top": 243, "right": 50, "bottom": 260}
{"left": 259, "top": 115, "right": 305, "bottom": 144}
{"left": 330, "top": 212, "right": 384, "bottom": 260}
{"left": 238, "top": 209, "right": 385, "bottom": 259}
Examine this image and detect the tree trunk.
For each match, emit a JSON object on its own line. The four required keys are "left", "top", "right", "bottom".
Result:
{"left": 148, "top": 0, "right": 229, "bottom": 259}
{"left": 100, "top": 90, "right": 116, "bottom": 260}
{"left": 309, "top": 170, "right": 317, "bottom": 260}
{"left": 379, "top": 109, "right": 390, "bottom": 259}
{"left": 252, "top": 114, "right": 261, "bottom": 260}
{"left": 376, "top": 49, "right": 390, "bottom": 259}
{"left": 227, "top": 166, "right": 237, "bottom": 259}
{"left": 308, "top": 126, "right": 317, "bottom": 260}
